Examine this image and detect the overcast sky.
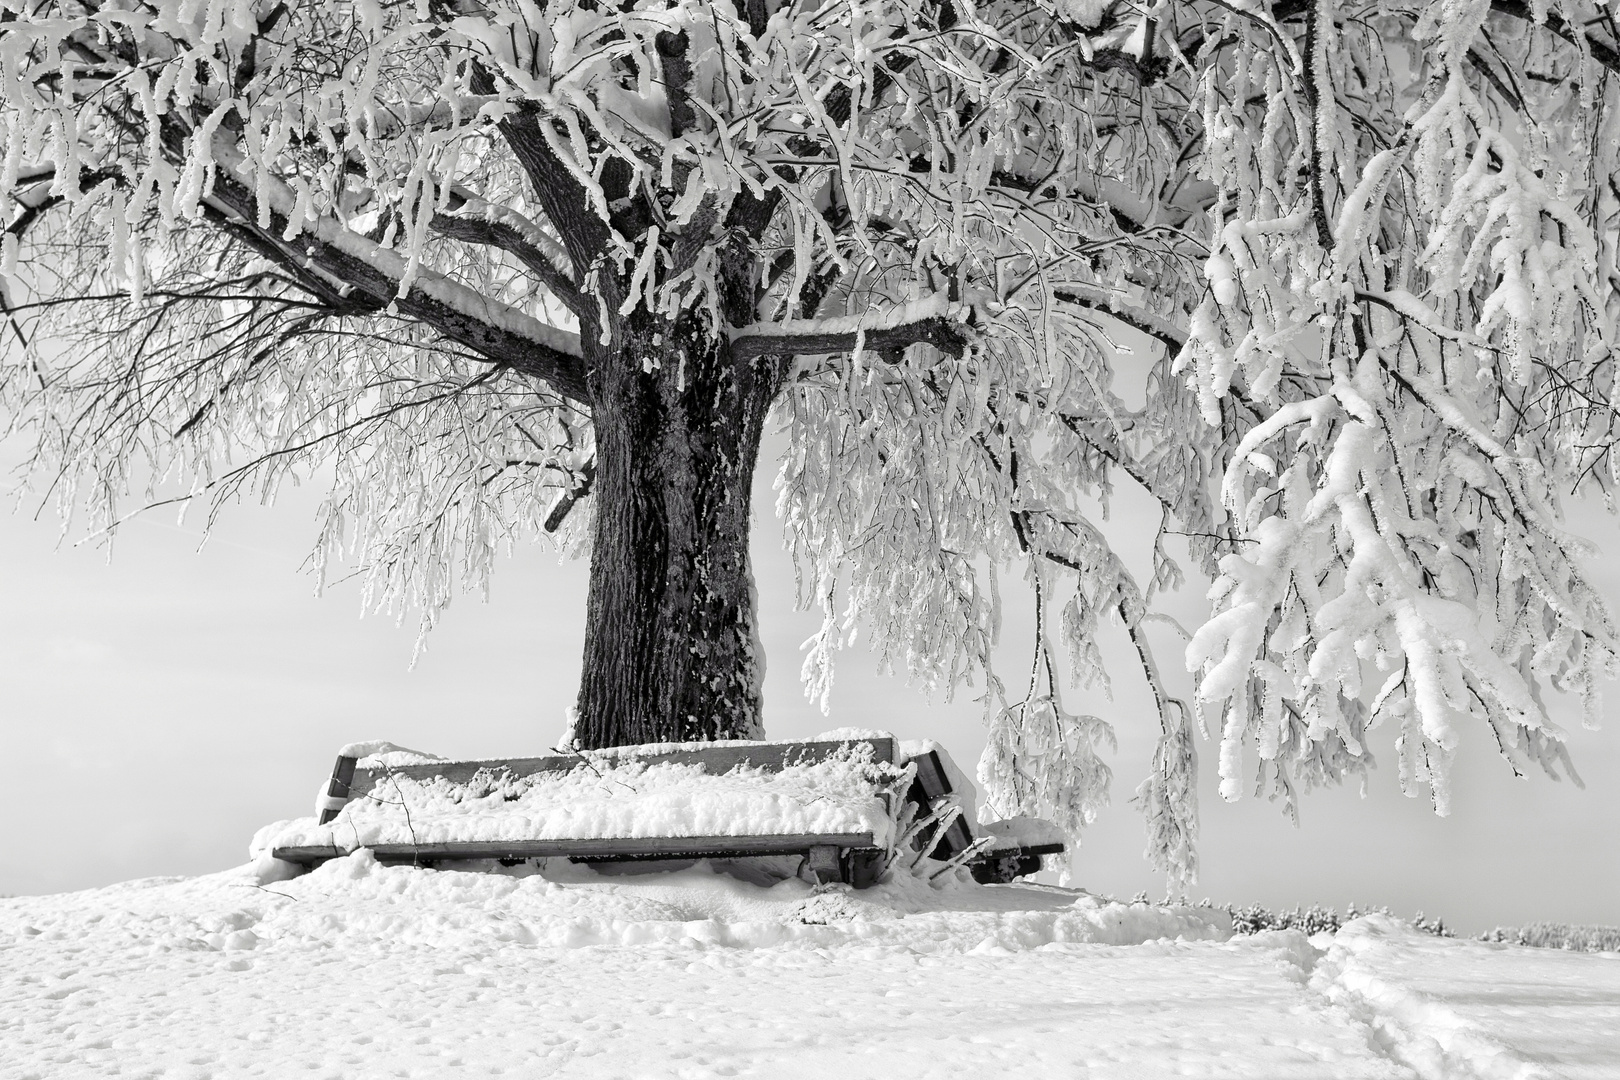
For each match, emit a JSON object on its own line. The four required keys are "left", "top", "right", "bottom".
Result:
{"left": 3, "top": 432, "right": 1617, "bottom": 933}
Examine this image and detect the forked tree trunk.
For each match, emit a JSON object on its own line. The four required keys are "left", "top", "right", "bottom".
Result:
{"left": 571, "top": 310, "right": 784, "bottom": 749}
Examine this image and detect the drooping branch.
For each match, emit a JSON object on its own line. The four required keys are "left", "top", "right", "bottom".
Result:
{"left": 1267, "top": 0, "right": 1620, "bottom": 77}
{"left": 1053, "top": 411, "right": 1176, "bottom": 515}
{"left": 1489, "top": 0, "right": 1620, "bottom": 75}
{"left": 29, "top": 26, "right": 593, "bottom": 405}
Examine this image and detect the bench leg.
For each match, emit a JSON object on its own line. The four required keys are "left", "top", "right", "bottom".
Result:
{"left": 844, "top": 849, "right": 887, "bottom": 889}
{"left": 806, "top": 845, "right": 843, "bottom": 884}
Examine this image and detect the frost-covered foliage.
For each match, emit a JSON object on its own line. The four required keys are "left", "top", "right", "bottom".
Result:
{"left": 1229, "top": 902, "right": 1347, "bottom": 936}
{"left": 3, "top": 0, "right": 1618, "bottom": 888}
{"left": 1479, "top": 922, "right": 1620, "bottom": 952}
{"left": 1178, "top": 0, "right": 1620, "bottom": 846}
{"left": 1227, "top": 903, "right": 1454, "bottom": 938}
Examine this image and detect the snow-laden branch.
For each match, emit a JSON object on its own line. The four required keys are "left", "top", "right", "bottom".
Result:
{"left": 730, "top": 297, "right": 970, "bottom": 361}
{"left": 431, "top": 195, "right": 582, "bottom": 315}
{"left": 204, "top": 145, "right": 588, "bottom": 402}
{"left": 1053, "top": 285, "right": 1188, "bottom": 353}
{"left": 357, "top": 96, "right": 501, "bottom": 141}
{"left": 468, "top": 71, "right": 612, "bottom": 280}
{"left": 994, "top": 167, "right": 1201, "bottom": 234}
{"left": 1493, "top": 0, "right": 1620, "bottom": 72}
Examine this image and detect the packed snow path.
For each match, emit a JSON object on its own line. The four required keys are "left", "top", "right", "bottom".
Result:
{"left": 2, "top": 857, "right": 1616, "bottom": 1079}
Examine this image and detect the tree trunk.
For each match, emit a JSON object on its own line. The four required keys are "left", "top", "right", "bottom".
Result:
{"left": 572, "top": 310, "right": 783, "bottom": 749}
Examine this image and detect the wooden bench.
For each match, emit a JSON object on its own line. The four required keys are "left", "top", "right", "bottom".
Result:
{"left": 275, "top": 738, "right": 899, "bottom": 887}
{"left": 273, "top": 737, "right": 1062, "bottom": 888}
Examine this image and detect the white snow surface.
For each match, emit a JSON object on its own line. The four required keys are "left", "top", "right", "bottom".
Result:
{"left": 5, "top": 860, "right": 1618, "bottom": 1079}
{"left": 338, "top": 740, "right": 447, "bottom": 768}
{"left": 260, "top": 743, "right": 908, "bottom": 855}
{"left": 1311, "top": 914, "right": 1620, "bottom": 1080}
{"left": 977, "top": 815, "right": 1066, "bottom": 850}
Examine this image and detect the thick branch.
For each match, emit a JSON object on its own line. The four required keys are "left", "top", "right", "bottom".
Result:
{"left": 430, "top": 203, "right": 585, "bottom": 316}
{"left": 656, "top": 30, "right": 698, "bottom": 140}
{"left": 203, "top": 164, "right": 590, "bottom": 404}
{"left": 730, "top": 315, "right": 969, "bottom": 362}
{"left": 1301, "top": 1, "right": 1336, "bottom": 252}
{"left": 468, "top": 62, "right": 611, "bottom": 281}
{"left": 543, "top": 457, "right": 596, "bottom": 532}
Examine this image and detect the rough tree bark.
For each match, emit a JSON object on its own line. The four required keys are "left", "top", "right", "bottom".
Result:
{"left": 572, "top": 307, "right": 788, "bottom": 748}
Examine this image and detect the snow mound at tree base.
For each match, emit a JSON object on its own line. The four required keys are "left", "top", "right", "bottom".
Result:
{"left": 9, "top": 853, "right": 1230, "bottom": 958}
{"left": 265, "top": 851, "right": 1233, "bottom": 951}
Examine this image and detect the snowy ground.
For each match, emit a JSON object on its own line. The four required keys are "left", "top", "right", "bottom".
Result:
{"left": 3, "top": 856, "right": 1617, "bottom": 1080}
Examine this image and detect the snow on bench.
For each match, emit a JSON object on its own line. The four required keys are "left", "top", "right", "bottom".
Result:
{"left": 260, "top": 736, "right": 1063, "bottom": 888}
{"left": 265, "top": 738, "right": 905, "bottom": 886}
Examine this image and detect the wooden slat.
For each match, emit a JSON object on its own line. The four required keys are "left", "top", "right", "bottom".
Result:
{"left": 936, "top": 819, "right": 975, "bottom": 859}
{"left": 345, "top": 737, "right": 897, "bottom": 803}
{"left": 909, "top": 751, "right": 951, "bottom": 802}
{"left": 273, "top": 831, "right": 879, "bottom": 867}
{"left": 910, "top": 751, "right": 1066, "bottom": 864}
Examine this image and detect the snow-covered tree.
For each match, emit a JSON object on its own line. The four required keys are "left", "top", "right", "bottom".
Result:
{"left": 3, "top": 0, "right": 1617, "bottom": 887}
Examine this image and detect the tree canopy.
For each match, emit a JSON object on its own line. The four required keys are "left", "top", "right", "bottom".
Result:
{"left": 3, "top": 0, "right": 1617, "bottom": 888}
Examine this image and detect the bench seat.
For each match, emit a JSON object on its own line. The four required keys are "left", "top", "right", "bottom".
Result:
{"left": 268, "top": 738, "right": 901, "bottom": 886}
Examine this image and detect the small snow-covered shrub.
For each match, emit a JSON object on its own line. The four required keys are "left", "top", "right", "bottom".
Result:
{"left": 1410, "top": 911, "right": 1455, "bottom": 939}
{"left": 1478, "top": 923, "right": 1620, "bottom": 952}
{"left": 1228, "top": 903, "right": 1343, "bottom": 936}
{"left": 1225, "top": 903, "right": 1455, "bottom": 938}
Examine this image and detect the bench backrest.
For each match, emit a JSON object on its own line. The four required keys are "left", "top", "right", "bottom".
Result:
{"left": 320, "top": 737, "right": 899, "bottom": 824}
